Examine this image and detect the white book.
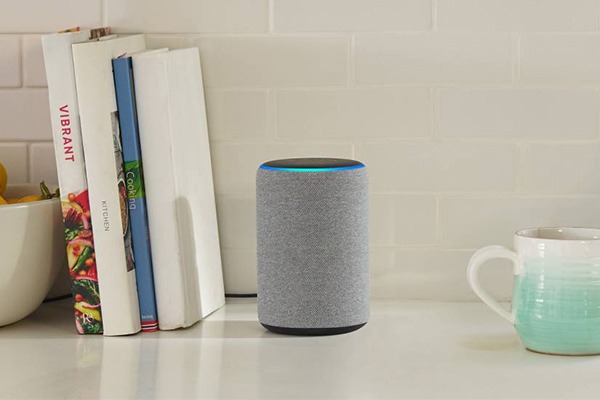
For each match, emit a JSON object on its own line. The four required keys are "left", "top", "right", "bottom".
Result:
{"left": 42, "top": 29, "right": 108, "bottom": 334}
{"left": 72, "top": 34, "right": 146, "bottom": 336}
{"left": 132, "top": 48, "right": 225, "bottom": 330}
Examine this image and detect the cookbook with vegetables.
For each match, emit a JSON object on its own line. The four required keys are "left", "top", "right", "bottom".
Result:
{"left": 113, "top": 54, "right": 159, "bottom": 333}
{"left": 42, "top": 27, "right": 110, "bottom": 334}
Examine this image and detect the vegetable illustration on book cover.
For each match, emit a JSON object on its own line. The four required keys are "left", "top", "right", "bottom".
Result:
{"left": 42, "top": 27, "right": 111, "bottom": 334}
{"left": 113, "top": 55, "right": 159, "bottom": 332}
{"left": 111, "top": 112, "right": 135, "bottom": 275}
{"left": 63, "top": 189, "right": 101, "bottom": 333}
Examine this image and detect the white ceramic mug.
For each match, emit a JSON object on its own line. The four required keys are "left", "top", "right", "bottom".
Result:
{"left": 468, "top": 227, "right": 600, "bottom": 355}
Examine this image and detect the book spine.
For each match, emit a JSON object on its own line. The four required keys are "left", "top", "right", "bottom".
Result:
{"left": 42, "top": 32, "right": 103, "bottom": 334}
{"left": 113, "top": 57, "right": 159, "bottom": 332}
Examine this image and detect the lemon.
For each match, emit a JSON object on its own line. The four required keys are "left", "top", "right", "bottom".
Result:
{"left": 0, "top": 162, "right": 6, "bottom": 195}
{"left": 19, "top": 195, "right": 41, "bottom": 203}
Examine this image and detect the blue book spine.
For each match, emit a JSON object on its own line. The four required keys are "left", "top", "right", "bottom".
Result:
{"left": 113, "top": 56, "right": 159, "bottom": 332}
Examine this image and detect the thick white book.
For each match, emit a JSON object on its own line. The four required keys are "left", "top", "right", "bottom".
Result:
{"left": 72, "top": 34, "right": 146, "bottom": 336}
{"left": 42, "top": 28, "right": 110, "bottom": 334}
{"left": 132, "top": 48, "right": 225, "bottom": 330}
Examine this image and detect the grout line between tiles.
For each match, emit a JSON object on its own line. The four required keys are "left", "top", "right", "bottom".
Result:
{"left": 596, "top": 89, "right": 600, "bottom": 141}
{"left": 371, "top": 245, "right": 480, "bottom": 252}
{"left": 353, "top": 142, "right": 361, "bottom": 161}
{"left": 516, "top": 143, "right": 526, "bottom": 194}
{"left": 512, "top": 33, "right": 521, "bottom": 87}
{"left": 203, "top": 82, "right": 600, "bottom": 90}
{"left": 0, "top": 141, "right": 34, "bottom": 146}
{"left": 101, "top": 0, "right": 108, "bottom": 27}
{"left": 269, "top": 89, "right": 277, "bottom": 141}
{"left": 431, "top": 0, "right": 438, "bottom": 31}
{"left": 367, "top": 192, "right": 600, "bottom": 199}
{"left": 597, "top": 0, "right": 600, "bottom": 31}
{"left": 268, "top": 0, "right": 275, "bottom": 33}
{"left": 216, "top": 190, "right": 600, "bottom": 199}
{"left": 347, "top": 34, "right": 355, "bottom": 87}
{"left": 26, "top": 143, "right": 32, "bottom": 183}
{"left": 18, "top": 35, "right": 24, "bottom": 88}
{"left": 432, "top": 87, "right": 440, "bottom": 139}
{"left": 435, "top": 196, "right": 442, "bottom": 246}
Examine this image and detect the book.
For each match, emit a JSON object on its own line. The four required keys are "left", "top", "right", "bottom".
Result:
{"left": 72, "top": 34, "right": 146, "bottom": 336}
{"left": 42, "top": 27, "right": 111, "bottom": 334}
{"left": 132, "top": 48, "right": 225, "bottom": 330}
{"left": 112, "top": 54, "right": 159, "bottom": 332}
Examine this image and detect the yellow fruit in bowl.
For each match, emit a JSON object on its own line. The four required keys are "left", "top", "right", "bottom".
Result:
{"left": 19, "top": 195, "right": 42, "bottom": 203}
{"left": 0, "top": 159, "right": 59, "bottom": 206}
{"left": 0, "top": 162, "right": 7, "bottom": 195}
{"left": 0, "top": 173, "right": 59, "bottom": 206}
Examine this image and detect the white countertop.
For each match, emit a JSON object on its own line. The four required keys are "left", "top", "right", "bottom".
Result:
{"left": 0, "top": 299, "right": 598, "bottom": 400}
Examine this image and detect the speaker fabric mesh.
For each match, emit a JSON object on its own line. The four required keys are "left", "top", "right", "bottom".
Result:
{"left": 257, "top": 162, "right": 369, "bottom": 331}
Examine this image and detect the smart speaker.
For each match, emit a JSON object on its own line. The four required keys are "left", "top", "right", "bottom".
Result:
{"left": 256, "top": 158, "right": 369, "bottom": 336}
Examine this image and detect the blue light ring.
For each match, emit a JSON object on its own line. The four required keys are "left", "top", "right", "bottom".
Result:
{"left": 259, "top": 164, "right": 365, "bottom": 173}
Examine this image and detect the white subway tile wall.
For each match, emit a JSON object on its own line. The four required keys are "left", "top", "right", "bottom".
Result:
{"left": 276, "top": 88, "right": 432, "bottom": 140}
{"left": 29, "top": 142, "right": 57, "bottom": 184}
{"left": 0, "top": 0, "right": 101, "bottom": 33}
{"left": 520, "top": 34, "right": 600, "bottom": 84}
{"left": 2, "top": 0, "right": 599, "bottom": 300}
{"left": 191, "top": 36, "right": 349, "bottom": 87}
{"left": 0, "top": 144, "right": 28, "bottom": 184}
{"left": 523, "top": 145, "right": 600, "bottom": 194}
{"left": 370, "top": 196, "right": 438, "bottom": 246}
{"left": 272, "top": 0, "right": 432, "bottom": 32}
{"left": 357, "top": 142, "right": 518, "bottom": 192}
{"left": 205, "top": 89, "right": 270, "bottom": 140}
{"left": 438, "top": 89, "right": 598, "bottom": 139}
{"left": 22, "top": 35, "right": 47, "bottom": 87}
{"left": 0, "top": 89, "right": 52, "bottom": 141}
{"left": 375, "top": 249, "right": 515, "bottom": 300}
{"left": 354, "top": 33, "right": 513, "bottom": 85}
{"left": 105, "top": 0, "right": 269, "bottom": 34}
{"left": 0, "top": 36, "right": 20, "bottom": 87}
{"left": 436, "top": 0, "right": 599, "bottom": 32}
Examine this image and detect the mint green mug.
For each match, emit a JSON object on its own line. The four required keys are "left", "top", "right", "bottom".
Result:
{"left": 468, "top": 227, "right": 600, "bottom": 355}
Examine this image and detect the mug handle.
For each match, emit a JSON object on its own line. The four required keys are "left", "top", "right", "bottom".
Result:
{"left": 467, "top": 245, "right": 521, "bottom": 325}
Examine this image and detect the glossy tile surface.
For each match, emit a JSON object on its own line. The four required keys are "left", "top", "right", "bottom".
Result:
{"left": 1, "top": 299, "right": 600, "bottom": 399}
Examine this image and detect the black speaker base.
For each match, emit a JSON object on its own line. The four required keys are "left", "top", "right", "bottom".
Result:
{"left": 261, "top": 322, "right": 367, "bottom": 336}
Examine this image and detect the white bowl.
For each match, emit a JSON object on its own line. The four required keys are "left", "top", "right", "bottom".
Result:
{"left": 0, "top": 184, "right": 64, "bottom": 327}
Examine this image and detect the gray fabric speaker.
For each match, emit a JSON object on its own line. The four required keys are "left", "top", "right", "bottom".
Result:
{"left": 256, "top": 158, "right": 369, "bottom": 336}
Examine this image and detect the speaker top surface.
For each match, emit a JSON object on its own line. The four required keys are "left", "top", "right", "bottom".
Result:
{"left": 260, "top": 157, "right": 364, "bottom": 172}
